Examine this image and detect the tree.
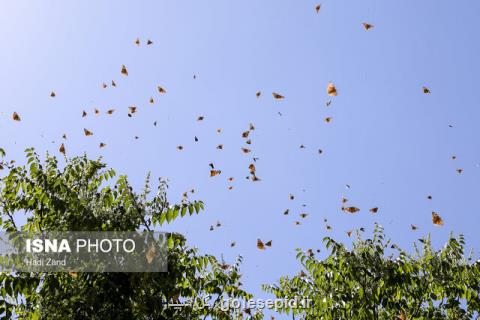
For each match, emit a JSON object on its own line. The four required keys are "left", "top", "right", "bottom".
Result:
{"left": 0, "top": 149, "right": 261, "bottom": 319}
{"left": 264, "top": 224, "right": 480, "bottom": 320}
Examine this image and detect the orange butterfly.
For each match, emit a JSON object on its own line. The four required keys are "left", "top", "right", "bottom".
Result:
{"left": 272, "top": 92, "right": 284, "bottom": 99}
{"left": 12, "top": 112, "right": 21, "bottom": 121}
{"left": 363, "top": 23, "right": 374, "bottom": 30}
{"left": 342, "top": 206, "right": 360, "bottom": 214}
{"left": 121, "top": 65, "right": 128, "bottom": 76}
{"left": 59, "top": 143, "right": 66, "bottom": 155}
{"left": 327, "top": 83, "right": 337, "bottom": 96}
{"left": 432, "top": 212, "right": 444, "bottom": 226}
{"left": 210, "top": 170, "right": 221, "bottom": 177}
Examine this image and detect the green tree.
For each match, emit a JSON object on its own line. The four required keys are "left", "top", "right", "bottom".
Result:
{"left": 264, "top": 224, "right": 480, "bottom": 320}
{"left": 0, "top": 149, "right": 261, "bottom": 319}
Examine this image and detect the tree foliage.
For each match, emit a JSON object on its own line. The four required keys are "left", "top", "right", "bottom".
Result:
{"left": 0, "top": 149, "right": 259, "bottom": 319}
{"left": 264, "top": 224, "right": 480, "bottom": 320}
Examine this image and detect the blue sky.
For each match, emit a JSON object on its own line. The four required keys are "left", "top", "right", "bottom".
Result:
{"left": 1, "top": 0, "right": 480, "bottom": 317}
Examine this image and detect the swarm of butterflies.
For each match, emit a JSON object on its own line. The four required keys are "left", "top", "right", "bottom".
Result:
{"left": 7, "top": 5, "right": 455, "bottom": 262}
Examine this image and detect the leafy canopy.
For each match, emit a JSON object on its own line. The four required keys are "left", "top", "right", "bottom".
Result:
{"left": 264, "top": 224, "right": 480, "bottom": 320}
{"left": 0, "top": 149, "right": 259, "bottom": 319}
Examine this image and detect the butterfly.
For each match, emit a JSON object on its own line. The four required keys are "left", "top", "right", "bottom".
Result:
{"left": 300, "top": 213, "right": 308, "bottom": 218}
{"left": 121, "top": 65, "right": 128, "bottom": 76}
{"left": 102, "top": 83, "right": 107, "bottom": 89}
{"left": 315, "top": 4, "right": 321, "bottom": 13}
{"left": 230, "top": 241, "right": 236, "bottom": 247}
{"left": 324, "top": 117, "right": 332, "bottom": 123}
{"left": 432, "top": 211, "right": 444, "bottom": 226}
{"left": 197, "top": 116, "right": 204, "bottom": 121}
{"left": 342, "top": 206, "right": 360, "bottom": 214}
{"left": 347, "top": 230, "right": 353, "bottom": 237}
{"left": 363, "top": 23, "right": 374, "bottom": 30}
{"left": 256, "top": 91, "right": 261, "bottom": 98}
{"left": 210, "top": 170, "right": 221, "bottom": 177}
{"left": 251, "top": 175, "right": 261, "bottom": 182}
{"left": 106, "top": 109, "right": 115, "bottom": 115}
{"left": 318, "top": 149, "right": 323, "bottom": 154}
{"left": 242, "top": 131, "right": 250, "bottom": 138}
{"left": 398, "top": 311, "right": 407, "bottom": 320}
{"left": 12, "top": 112, "right": 21, "bottom": 121}
{"left": 84, "top": 129, "right": 93, "bottom": 136}
{"left": 194, "top": 136, "right": 198, "bottom": 142}
{"left": 219, "top": 263, "right": 230, "bottom": 270}
{"left": 82, "top": 110, "right": 87, "bottom": 117}
{"left": 135, "top": 38, "right": 140, "bottom": 46}
{"left": 94, "top": 108, "right": 100, "bottom": 115}
{"left": 59, "top": 143, "right": 66, "bottom": 155}
{"left": 62, "top": 134, "right": 67, "bottom": 139}
{"left": 128, "top": 106, "right": 137, "bottom": 114}
{"left": 145, "top": 245, "right": 156, "bottom": 264}
{"left": 289, "top": 194, "right": 295, "bottom": 200}
{"left": 176, "top": 146, "right": 184, "bottom": 151}
{"left": 50, "top": 91, "right": 56, "bottom": 97}
{"left": 369, "top": 207, "right": 379, "bottom": 214}
{"left": 217, "top": 144, "right": 223, "bottom": 150}
{"left": 99, "top": 143, "right": 106, "bottom": 148}
{"left": 111, "top": 80, "right": 117, "bottom": 87}
{"left": 158, "top": 86, "right": 166, "bottom": 94}
{"left": 456, "top": 168, "right": 463, "bottom": 174}
{"left": 272, "top": 92, "right": 285, "bottom": 99}
{"left": 147, "top": 39, "right": 153, "bottom": 45}
{"left": 427, "top": 195, "right": 432, "bottom": 200}
{"left": 327, "top": 83, "right": 337, "bottom": 96}
{"left": 422, "top": 86, "right": 430, "bottom": 94}
{"left": 325, "top": 100, "right": 332, "bottom": 107}
{"left": 248, "top": 164, "right": 256, "bottom": 174}
{"left": 246, "top": 139, "right": 252, "bottom": 145}
{"left": 283, "top": 209, "right": 289, "bottom": 215}
{"left": 241, "top": 148, "right": 251, "bottom": 154}
{"left": 411, "top": 224, "right": 418, "bottom": 231}
{"left": 228, "top": 177, "right": 234, "bottom": 182}
{"left": 257, "top": 239, "right": 271, "bottom": 250}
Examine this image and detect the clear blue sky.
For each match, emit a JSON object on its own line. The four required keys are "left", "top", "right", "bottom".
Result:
{"left": 1, "top": 0, "right": 480, "bottom": 317}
